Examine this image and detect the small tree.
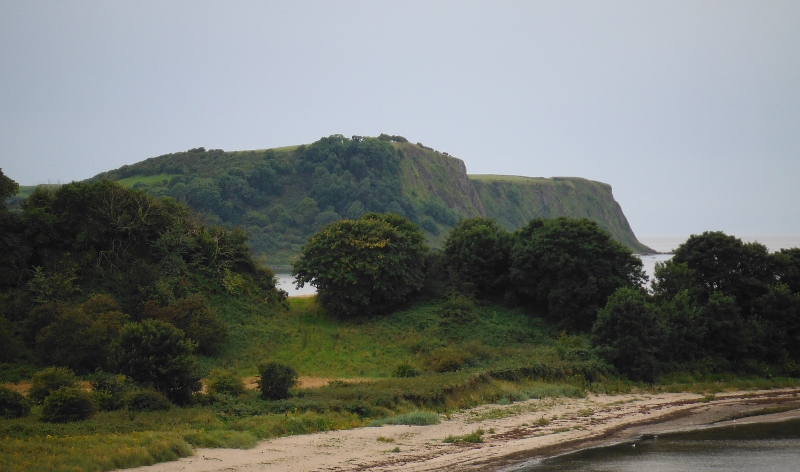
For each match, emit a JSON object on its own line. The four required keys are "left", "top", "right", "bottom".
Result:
{"left": 257, "top": 362, "right": 297, "bottom": 400}
{"left": 110, "top": 320, "right": 201, "bottom": 405}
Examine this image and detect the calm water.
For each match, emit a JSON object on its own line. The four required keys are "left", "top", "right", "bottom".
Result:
{"left": 518, "top": 418, "right": 800, "bottom": 472}
{"left": 274, "top": 272, "right": 317, "bottom": 296}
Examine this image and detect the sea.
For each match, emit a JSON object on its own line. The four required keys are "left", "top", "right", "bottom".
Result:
{"left": 515, "top": 418, "right": 800, "bottom": 472}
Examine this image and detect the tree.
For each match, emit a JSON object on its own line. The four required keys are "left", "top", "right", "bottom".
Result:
{"left": 441, "top": 217, "right": 511, "bottom": 296}
{"left": 0, "top": 168, "right": 19, "bottom": 206}
{"left": 141, "top": 294, "right": 226, "bottom": 355}
{"left": 592, "top": 287, "right": 664, "bottom": 382}
{"left": 293, "top": 213, "right": 427, "bottom": 318}
{"left": 510, "top": 218, "right": 645, "bottom": 331}
{"left": 110, "top": 320, "right": 201, "bottom": 404}
{"left": 671, "top": 231, "right": 774, "bottom": 308}
{"left": 772, "top": 248, "right": 800, "bottom": 294}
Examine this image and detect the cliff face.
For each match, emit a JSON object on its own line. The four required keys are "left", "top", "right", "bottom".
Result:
{"left": 470, "top": 175, "right": 652, "bottom": 253}
{"left": 392, "top": 143, "right": 651, "bottom": 253}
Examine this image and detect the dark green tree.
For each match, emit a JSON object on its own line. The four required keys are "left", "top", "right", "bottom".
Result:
{"left": 110, "top": 319, "right": 201, "bottom": 405}
{"left": 293, "top": 213, "right": 427, "bottom": 318}
{"left": 670, "top": 231, "right": 774, "bottom": 308}
{"left": 510, "top": 218, "right": 645, "bottom": 331}
{"left": 441, "top": 217, "right": 511, "bottom": 296}
{"left": 592, "top": 287, "right": 664, "bottom": 382}
{"left": 772, "top": 248, "right": 800, "bottom": 294}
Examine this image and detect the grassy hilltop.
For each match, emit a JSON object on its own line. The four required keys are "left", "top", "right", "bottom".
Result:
{"left": 82, "top": 135, "right": 651, "bottom": 265}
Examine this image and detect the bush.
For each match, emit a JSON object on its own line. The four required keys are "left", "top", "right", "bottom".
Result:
{"left": 207, "top": 369, "right": 246, "bottom": 396}
{"left": 424, "top": 347, "right": 471, "bottom": 373}
{"left": 28, "top": 366, "right": 78, "bottom": 405}
{"left": 110, "top": 320, "right": 201, "bottom": 405}
{"left": 0, "top": 386, "right": 29, "bottom": 418}
{"left": 257, "top": 362, "right": 298, "bottom": 400}
{"left": 124, "top": 389, "right": 172, "bottom": 412}
{"left": 393, "top": 363, "right": 421, "bottom": 378}
{"left": 89, "top": 372, "right": 134, "bottom": 411}
{"left": 369, "top": 411, "right": 441, "bottom": 426}
{"left": 41, "top": 387, "right": 95, "bottom": 422}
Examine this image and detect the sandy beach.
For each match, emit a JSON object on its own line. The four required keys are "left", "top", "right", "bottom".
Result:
{"left": 130, "top": 387, "right": 800, "bottom": 472}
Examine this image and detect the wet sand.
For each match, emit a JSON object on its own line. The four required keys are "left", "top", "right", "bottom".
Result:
{"left": 128, "top": 387, "right": 800, "bottom": 472}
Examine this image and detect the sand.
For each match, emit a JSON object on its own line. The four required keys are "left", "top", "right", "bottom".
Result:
{"left": 129, "top": 387, "right": 800, "bottom": 472}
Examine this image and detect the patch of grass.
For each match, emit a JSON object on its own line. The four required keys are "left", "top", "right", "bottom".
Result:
{"left": 443, "top": 428, "right": 484, "bottom": 443}
{"left": 376, "top": 436, "right": 394, "bottom": 442}
{"left": 369, "top": 411, "right": 441, "bottom": 427}
{"left": 536, "top": 416, "right": 551, "bottom": 426}
{"left": 115, "top": 173, "right": 180, "bottom": 187}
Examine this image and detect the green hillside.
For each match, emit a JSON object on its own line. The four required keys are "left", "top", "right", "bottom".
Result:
{"left": 85, "top": 135, "right": 652, "bottom": 265}
{"left": 471, "top": 175, "right": 651, "bottom": 253}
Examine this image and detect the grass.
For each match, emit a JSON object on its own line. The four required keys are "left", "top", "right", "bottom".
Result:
{"left": 369, "top": 411, "right": 441, "bottom": 427}
{"left": 115, "top": 173, "right": 180, "bottom": 187}
{"left": 3, "top": 297, "right": 799, "bottom": 471}
{"left": 443, "top": 428, "right": 484, "bottom": 444}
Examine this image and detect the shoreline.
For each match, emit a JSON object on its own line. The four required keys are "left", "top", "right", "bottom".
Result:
{"left": 130, "top": 387, "right": 800, "bottom": 472}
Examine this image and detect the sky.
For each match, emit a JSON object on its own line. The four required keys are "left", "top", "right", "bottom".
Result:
{"left": 1, "top": 1, "right": 798, "bottom": 238}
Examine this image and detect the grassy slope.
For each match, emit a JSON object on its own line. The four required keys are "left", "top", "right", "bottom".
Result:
{"left": 471, "top": 175, "right": 653, "bottom": 253}
{"left": 4, "top": 295, "right": 799, "bottom": 472}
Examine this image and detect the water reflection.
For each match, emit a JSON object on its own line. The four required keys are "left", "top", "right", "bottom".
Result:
{"left": 522, "top": 418, "right": 800, "bottom": 472}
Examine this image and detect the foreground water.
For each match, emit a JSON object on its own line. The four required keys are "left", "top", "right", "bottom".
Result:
{"left": 520, "top": 418, "right": 800, "bottom": 472}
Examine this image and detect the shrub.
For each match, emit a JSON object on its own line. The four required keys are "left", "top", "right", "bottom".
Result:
{"left": 393, "top": 363, "right": 421, "bottom": 378}
{"left": 424, "top": 347, "right": 471, "bottom": 372}
{"left": 124, "top": 389, "right": 172, "bottom": 412}
{"left": 369, "top": 411, "right": 441, "bottom": 426}
{"left": 207, "top": 369, "right": 246, "bottom": 396}
{"left": 443, "top": 428, "right": 484, "bottom": 443}
{"left": 0, "top": 386, "right": 29, "bottom": 418}
{"left": 110, "top": 320, "right": 201, "bottom": 405}
{"left": 89, "top": 372, "right": 134, "bottom": 411}
{"left": 257, "top": 362, "right": 298, "bottom": 400}
{"left": 28, "top": 366, "right": 78, "bottom": 405}
{"left": 41, "top": 387, "right": 95, "bottom": 422}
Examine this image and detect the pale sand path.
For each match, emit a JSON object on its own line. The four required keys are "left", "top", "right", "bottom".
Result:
{"left": 130, "top": 388, "right": 800, "bottom": 472}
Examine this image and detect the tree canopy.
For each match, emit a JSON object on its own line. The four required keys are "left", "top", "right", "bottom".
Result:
{"left": 441, "top": 217, "right": 511, "bottom": 296}
{"left": 510, "top": 217, "right": 645, "bottom": 331}
{"left": 293, "top": 213, "right": 428, "bottom": 318}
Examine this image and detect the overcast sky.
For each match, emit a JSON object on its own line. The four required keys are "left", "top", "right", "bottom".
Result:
{"left": 1, "top": 1, "right": 798, "bottom": 237}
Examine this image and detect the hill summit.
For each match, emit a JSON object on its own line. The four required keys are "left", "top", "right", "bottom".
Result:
{"left": 92, "top": 134, "right": 652, "bottom": 265}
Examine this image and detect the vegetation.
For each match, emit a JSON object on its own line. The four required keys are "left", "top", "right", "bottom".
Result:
{"left": 256, "top": 362, "right": 298, "bottom": 401}
{"left": 510, "top": 218, "right": 645, "bottom": 331}
{"left": 41, "top": 387, "right": 95, "bottom": 423}
{"left": 3, "top": 165, "right": 800, "bottom": 471}
{"left": 80, "top": 136, "right": 651, "bottom": 265}
{"left": 293, "top": 213, "right": 427, "bottom": 317}
{"left": 0, "top": 386, "right": 28, "bottom": 419}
